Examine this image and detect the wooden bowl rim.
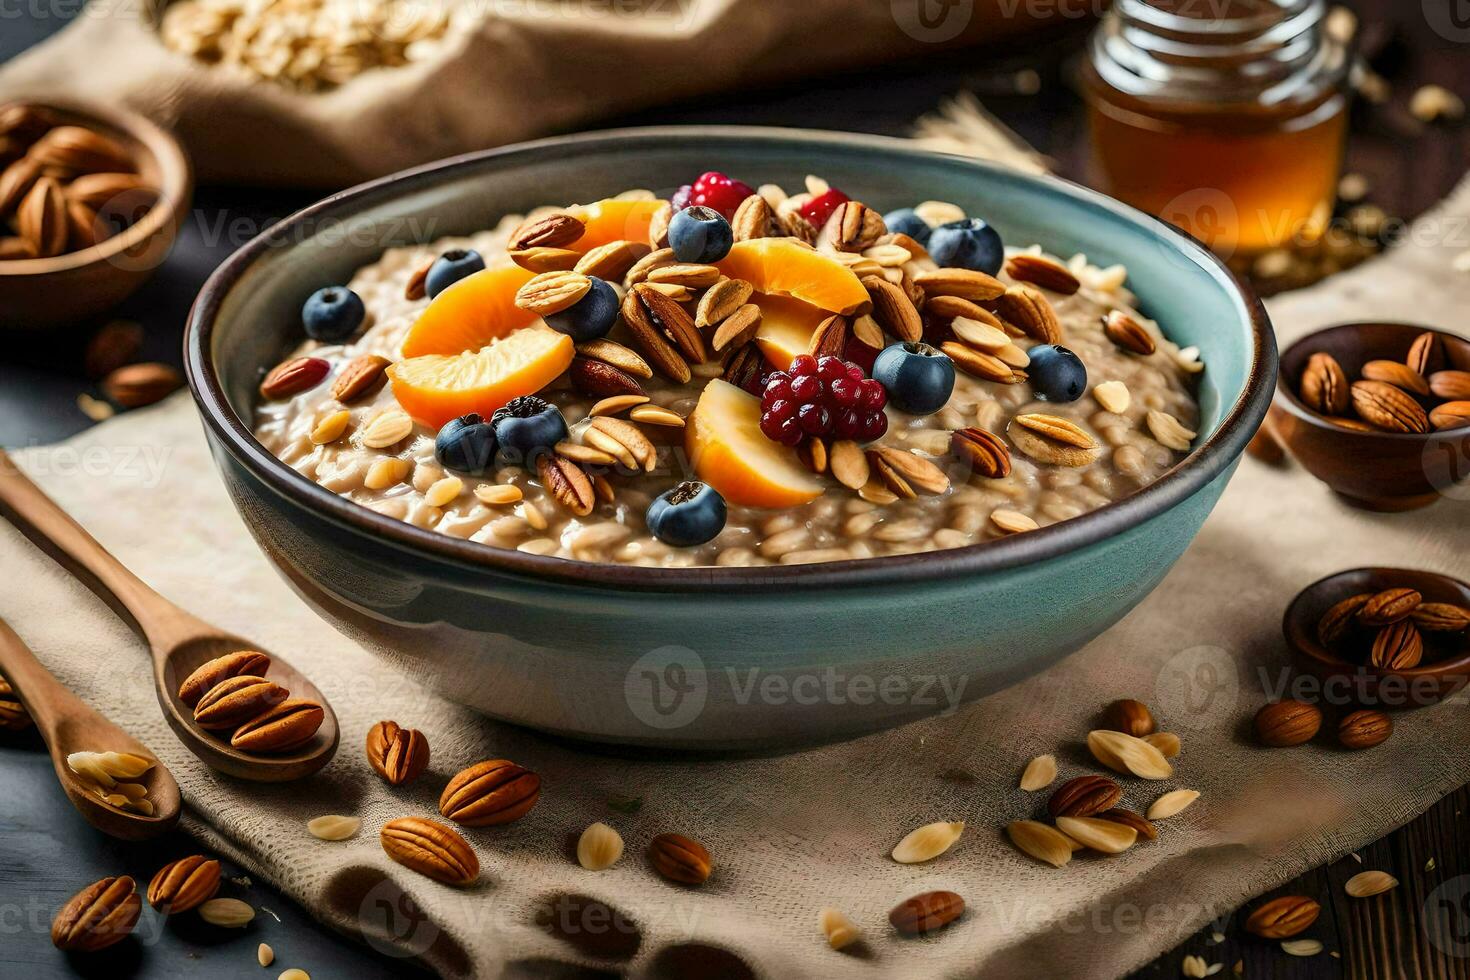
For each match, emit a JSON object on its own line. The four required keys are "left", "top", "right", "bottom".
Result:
{"left": 0, "top": 97, "right": 191, "bottom": 278}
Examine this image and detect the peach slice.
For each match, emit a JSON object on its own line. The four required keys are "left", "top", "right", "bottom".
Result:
{"left": 751, "top": 292, "right": 830, "bottom": 371}
{"left": 563, "top": 198, "right": 667, "bottom": 254}
{"left": 686, "top": 378, "right": 824, "bottom": 509}
{"left": 715, "top": 239, "right": 870, "bottom": 315}
{"left": 400, "top": 265, "right": 538, "bottom": 359}
{"left": 388, "top": 325, "right": 574, "bottom": 429}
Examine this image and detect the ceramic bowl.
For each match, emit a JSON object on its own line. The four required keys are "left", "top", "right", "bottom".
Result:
{"left": 1283, "top": 567, "right": 1470, "bottom": 708}
{"left": 185, "top": 127, "right": 1274, "bottom": 749}
{"left": 1270, "top": 322, "right": 1470, "bottom": 511}
{"left": 0, "top": 98, "right": 192, "bottom": 331}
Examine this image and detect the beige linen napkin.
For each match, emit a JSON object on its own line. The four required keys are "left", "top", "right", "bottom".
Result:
{"left": 0, "top": 0, "right": 1063, "bottom": 185}
{"left": 5, "top": 184, "right": 1470, "bottom": 977}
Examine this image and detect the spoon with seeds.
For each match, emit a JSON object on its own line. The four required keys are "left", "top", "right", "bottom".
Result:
{"left": 0, "top": 616, "right": 181, "bottom": 839}
{"left": 0, "top": 450, "right": 338, "bottom": 781}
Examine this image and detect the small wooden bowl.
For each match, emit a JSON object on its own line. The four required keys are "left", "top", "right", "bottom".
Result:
{"left": 1283, "top": 567, "right": 1470, "bottom": 708}
{"left": 0, "top": 98, "right": 192, "bottom": 331}
{"left": 1269, "top": 322, "right": 1470, "bottom": 511}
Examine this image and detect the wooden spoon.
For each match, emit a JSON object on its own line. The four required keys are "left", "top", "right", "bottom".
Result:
{"left": 0, "top": 450, "right": 338, "bottom": 781}
{"left": 0, "top": 616, "right": 182, "bottom": 839}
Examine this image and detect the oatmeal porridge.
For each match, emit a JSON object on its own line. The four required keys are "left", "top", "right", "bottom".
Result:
{"left": 252, "top": 173, "right": 1204, "bottom": 567}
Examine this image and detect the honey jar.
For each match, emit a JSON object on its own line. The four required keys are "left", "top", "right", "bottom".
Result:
{"left": 1082, "top": 0, "right": 1351, "bottom": 258}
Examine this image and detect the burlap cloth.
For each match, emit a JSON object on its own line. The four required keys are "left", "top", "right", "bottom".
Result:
{"left": 0, "top": 0, "right": 1061, "bottom": 185}
{"left": 6, "top": 176, "right": 1470, "bottom": 976}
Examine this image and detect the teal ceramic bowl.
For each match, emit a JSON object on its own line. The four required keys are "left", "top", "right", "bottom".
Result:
{"left": 185, "top": 127, "right": 1274, "bottom": 749}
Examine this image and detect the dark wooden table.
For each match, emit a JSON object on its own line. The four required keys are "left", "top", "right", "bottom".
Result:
{"left": 3, "top": 2, "right": 1467, "bottom": 977}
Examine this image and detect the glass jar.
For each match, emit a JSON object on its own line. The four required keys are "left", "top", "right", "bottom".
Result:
{"left": 1082, "top": 0, "right": 1351, "bottom": 258}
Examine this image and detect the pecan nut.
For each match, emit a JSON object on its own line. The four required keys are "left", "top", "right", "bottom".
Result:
{"left": 51, "top": 876, "right": 141, "bottom": 951}
{"left": 1357, "top": 587, "right": 1422, "bottom": 626}
{"left": 439, "top": 759, "right": 542, "bottom": 826}
{"left": 1244, "top": 896, "right": 1320, "bottom": 939}
{"left": 1337, "top": 709, "right": 1393, "bottom": 749}
{"left": 1047, "top": 774, "right": 1122, "bottom": 818}
{"left": 862, "top": 275, "right": 922, "bottom": 342}
{"left": 101, "top": 362, "right": 184, "bottom": 408}
{"left": 380, "top": 817, "right": 479, "bottom": 886}
{"left": 576, "top": 339, "right": 653, "bottom": 380}
{"left": 808, "top": 314, "right": 849, "bottom": 359}
{"left": 508, "top": 212, "right": 585, "bottom": 251}
{"left": 177, "top": 651, "right": 271, "bottom": 706}
{"left": 537, "top": 455, "right": 596, "bottom": 516}
{"left": 722, "top": 343, "right": 765, "bottom": 393}
{"left": 31, "top": 126, "right": 135, "bottom": 174}
{"left": 331, "top": 354, "right": 391, "bottom": 403}
{"left": 1317, "top": 593, "right": 1372, "bottom": 647}
{"left": 1361, "top": 359, "right": 1430, "bottom": 395}
{"left": 1299, "top": 352, "right": 1349, "bottom": 414}
{"left": 988, "top": 285, "right": 1061, "bottom": 344}
{"left": 1412, "top": 602, "right": 1470, "bottom": 632}
{"left": 367, "top": 720, "right": 431, "bottom": 786}
{"left": 1370, "top": 621, "right": 1424, "bottom": 669}
{"left": 1408, "top": 331, "right": 1442, "bottom": 375}
{"left": 888, "top": 890, "right": 964, "bottom": 935}
{"left": 231, "top": 699, "right": 325, "bottom": 753}
{"left": 193, "top": 675, "right": 288, "bottom": 731}
{"left": 570, "top": 357, "right": 645, "bottom": 398}
{"left": 1350, "top": 380, "right": 1429, "bottom": 433}
{"left": 19, "top": 176, "right": 68, "bottom": 257}
{"left": 1253, "top": 700, "right": 1322, "bottom": 747}
{"left": 951, "top": 427, "right": 1012, "bottom": 479}
{"left": 1102, "top": 310, "right": 1156, "bottom": 356}
{"left": 620, "top": 285, "right": 692, "bottom": 382}
{"left": 633, "top": 283, "right": 705, "bottom": 362}
{"left": 647, "top": 832, "right": 712, "bottom": 885}
{"left": 1430, "top": 401, "right": 1470, "bottom": 431}
{"left": 1095, "top": 808, "right": 1158, "bottom": 841}
{"left": 147, "top": 856, "right": 221, "bottom": 913}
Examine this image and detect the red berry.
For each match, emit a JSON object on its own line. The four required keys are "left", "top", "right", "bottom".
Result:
{"left": 789, "top": 354, "right": 817, "bottom": 377}
{"left": 834, "top": 408, "right": 864, "bottom": 439}
{"left": 789, "top": 374, "right": 821, "bottom": 402}
{"left": 797, "top": 403, "right": 830, "bottom": 435}
{"left": 829, "top": 376, "right": 861, "bottom": 407}
{"left": 860, "top": 413, "right": 888, "bottom": 441}
{"left": 669, "top": 184, "right": 693, "bottom": 211}
{"left": 757, "top": 356, "right": 890, "bottom": 447}
{"left": 817, "top": 356, "right": 847, "bottom": 383}
{"left": 846, "top": 363, "right": 865, "bottom": 381}
{"left": 859, "top": 379, "right": 887, "bottom": 411}
{"left": 690, "top": 171, "right": 755, "bottom": 219}
{"left": 798, "top": 188, "right": 850, "bottom": 228}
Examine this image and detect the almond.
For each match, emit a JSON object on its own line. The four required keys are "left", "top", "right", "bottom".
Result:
{"left": 198, "top": 897, "right": 255, "bottom": 928}
{"left": 510, "top": 247, "right": 581, "bottom": 273}
{"left": 508, "top": 212, "right": 585, "bottom": 251}
{"left": 989, "top": 285, "right": 1062, "bottom": 344}
{"left": 827, "top": 201, "right": 886, "bottom": 252}
{"left": 381, "top": 816, "right": 479, "bottom": 886}
{"left": 30, "top": 126, "right": 135, "bottom": 174}
{"left": 1006, "top": 254, "right": 1080, "bottom": 294}
{"left": 102, "top": 362, "right": 183, "bottom": 408}
{"left": 1407, "top": 331, "right": 1442, "bottom": 376}
{"left": 647, "top": 263, "right": 722, "bottom": 289}
{"left": 1144, "top": 732, "right": 1182, "bottom": 758}
{"left": 1147, "top": 410, "right": 1197, "bottom": 451}
{"left": 943, "top": 342, "right": 1024, "bottom": 383}
{"left": 515, "top": 270, "right": 592, "bottom": 316}
{"left": 721, "top": 343, "right": 766, "bottom": 393}
{"left": 1361, "top": 359, "right": 1430, "bottom": 395}
{"left": 1005, "top": 820, "right": 1073, "bottom": 868}
{"left": 439, "top": 759, "right": 541, "bottom": 826}
{"left": 574, "top": 239, "right": 651, "bottom": 280}
{"left": 648, "top": 832, "right": 712, "bottom": 884}
{"left": 862, "top": 275, "right": 922, "bottom": 342}
{"left": 913, "top": 267, "right": 1006, "bottom": 302}
{"left": 66, "top": 171, "right": 156, "bottom": 212}
{"left": 0, "top": 155, "right": 41, "bottom": 216}
{"left": 731, "top": 194, "right": 782, "bottom": 240}
{"left": 828, "top": 439, "right": 870, "bottom": 490}
{"left": 177, "top": 651, "right": 271, "bottom": 706}
{"left": 889, "top": 891, "right": 964, "bottom": 934}
{"left": 0, "top": 235, "right": 35, "bottom": 260}
{"left": 1055, "top": 815, "right": 1138, "bottom": 854}
{"left": 231, "top": 699, "right": 325, "bottom": 753}
{"left": 193, "top": 675, "right": 288, "bottom": 731}
{"left": 1096, "top": 808, "right": 1158, "bottom": 841}
{"left": 818, "top": 907, "right": 863, "bottom": 950}
{"left": 1102, "top": 310, "right": 1156, "bottom": 355}
{"left": 711, "top": 302, "right": 762, "bottom": 351}
{"left": 867, "top": 445, "right": 950, "bottom": 498}
{"left": 695, "top": 277, "right": 754, "bottom": 329}
{"left": 1009, "top": 413, "right": 1102, "bottom": 467}
{"left": 51, "top": 877, "right": 140, "bottom": 952}
{"left": 1019, "top": 754, "right": 1057, "bottom": 791}
{"left": 260, "top": 356, "right": 330, "bottom": 400}
{"left": 1146, "top": 788, "right": 1200, "bottom": 820}
{"left": 1430, "top": 401, "right": 1470, "bottom": 430}
{"left": 891, "top": 821, "right": 965, "bottom": 864}
{"left": 147, "top": 856, "right": 221, "bottom": 913}
{"left": 1344, "top": 870, "right": 1398, "bottom": 898}
{"left": 950, "top": 315, "right": 1010, "bottom": 351}
{"left": 587, "top": 416, "right": 658, "bottom": 472}
{"left": 808, "top": 314, "right": 848, "bottom": 359}
{"left": 1086, "top": 729, "right": 1173, "bottom": 779}
{"left": 307, "top": 814, "right": 362, "bottom": 841}
{"left": 331, "top": 354, "right": 391, "bottom": 402}
{"left": 576, "top": 339, "right": 653, "bottom": 380}
{"left": 1429, "top": 370, "right": 1470, "bottom": 400}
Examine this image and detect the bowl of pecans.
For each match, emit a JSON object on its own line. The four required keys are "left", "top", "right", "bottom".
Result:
{"left": 0, "top": 98, "right": 192, "bottom": 331}
{"left": 1284, "top": 567, "right": 1470, "bottom": 707}
{"left": 1270, "top": 322, "right": 1470, "bottom": 511}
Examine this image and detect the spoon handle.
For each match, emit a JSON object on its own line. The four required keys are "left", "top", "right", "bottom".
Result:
{"left": 0, "top": 449, "right": 204, "bottom": 654}
{"left": 0, "top": 615, "right": 92, "bottom": 746}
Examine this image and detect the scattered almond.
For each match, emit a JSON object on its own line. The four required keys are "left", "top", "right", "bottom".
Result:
{"left": 576, "top": 822, "right": 624, "bottom": 871}
{"left": 1006, "top": 820, "right": 1074, "bottom": 868}
{"left": 199, "top": 897, "right": 256, "bottom": 928}
{"left": 891, "top": 821, "right": 965, "bottom": 864}
{"left": 1147, "top": 789, "right": 1200, "bottom": 820}
{"left": 1086, "top": 730, "right": 1173, "bottom": 779}
{"left": 1345, "top": 870, "right": 1398, "bottom": 898}
{"left": 818, "top": 907, "right": 863, "bottom": 950}
{"left": 1055, "top": 815, "right": 1137, "bottom": 854}
{"left": 307, "top": 815, "right": 361, "bottom": 841}
{"left": 1019, "top": 754, "right": 1057, "bottom": 791}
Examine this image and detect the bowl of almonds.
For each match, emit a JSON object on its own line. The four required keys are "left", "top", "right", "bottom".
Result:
{"left": 0, "top": 98, "right": 192, "bottom": 330}
{"left": 1270, "top": 322, "right": 1470, "bottom": 510}
{"left": 1284, "top": 567, "right": 1470, "bottom": 707}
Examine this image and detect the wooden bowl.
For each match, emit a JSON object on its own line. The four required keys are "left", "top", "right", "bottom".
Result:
{"left": 1269, "top": 322, "right": 1470, "bottom": 511}
{"left": 0, "top": 98, "right": 192, "bottom": 331}
{"left": 1283, "top": 567, "right": 1470, "bottom": 708}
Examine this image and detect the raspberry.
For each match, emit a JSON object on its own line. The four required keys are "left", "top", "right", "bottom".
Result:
{"left": 758, "top": 355, "right": 888, "bottom": 447}
{"left": 798, "top": 188, "right": 850, "bottom": 228}
{"left": 689, "top": 172, "right": 755, "bottom": 219}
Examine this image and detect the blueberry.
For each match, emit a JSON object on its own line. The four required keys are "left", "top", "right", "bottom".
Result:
{"left": 434, "top": 414, "right": 498, "bottom": 474}
{"left": 490, "top": 396, "right": 568, "bottom": 464}
{"left": 1026, "top": 344, "right": 1088, "bottom": 403}
{"left": 426, "top": 248, "right": 486, "bottom": 298}
{"left": 667, "top": 205, "right": 733, "bottom": 264}
{"left": 927, "top": 218, "right": 1004, "bottom": 275}
{"left": 544, "top": 277, "right": 618, "bottom": 341}
{"left": 646, "top": 481, "right": 727, "bottom": 548}
{"left": 871, "top": 342, "right": 955, "bottom": 416}
{"left": 882, "top": 208, "right": 932, "bottom": 246}
{"left": 302, "top": 286, "right": 365, "bottom": 342}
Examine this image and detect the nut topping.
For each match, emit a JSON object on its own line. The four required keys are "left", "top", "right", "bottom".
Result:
{"left": 508, "top": 212, "right": 585, "bottom": 251}
{"left": 989, "top": 285, "right": 1062, "bottom": 344}
{"left": 621, "top": 285, "right": 693, "bottom": 382}
{"left": 537, "top": 455, "right": 596, "bottom": 515}
{"left": 695, "top": 277, "right": 755, "bottom": 329}
{"left": 827, "top": 201, "right": 886, "bottom": 252}
{"left": 648, "top": 832, "right": 712, "bottom": 885}
{"left": 514, "top": 270, "right": 592, "bottom": 316}
{"left": 867, "top": 446, "right": 950, "bottom": 498}
{"left": 1006, "top": 254, "right": 1081, "bottom": 295}
{"left": 439, "top": 759, "right": 541, "bottom": 826}
{"left": 570, "top": 357, "right": 645, "bottom": 399}
{"left": 260, "top": 356, "right": 330, "bottom": 400}
{"left": 731, "top": 194, "right": 782, "bottom": 240}
{"left": 862, "top": 275, "right": 923, "bottom": 342}
{"left": 331, "top": 354, "right": 391, "bottom": 403}
{"left": 951, "top": 427, "right": 1012, "bottom": 479}
{"left": 913, "top": 267, "right": 1006, "bottom": 302}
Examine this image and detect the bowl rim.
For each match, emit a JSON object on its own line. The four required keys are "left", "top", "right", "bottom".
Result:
{"left": 185, "top": 125, "right": 1275, "bottom": 593}
{"left": 1273, "top": 320, "right": 1470, "bottom": 440}
{"left": 0, "top": 97, "right": 192, "bottom": 277}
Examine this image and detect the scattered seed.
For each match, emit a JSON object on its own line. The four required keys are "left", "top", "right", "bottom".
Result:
{"left": 1019, "top": 754, "right": 1057, "bottom": 791}
{"left": 1087, "top": 729, "right": 1173, "bottom": 779}
{"left": 1006, "top": 820, "right": 1074, "bottom": 868}
{"left": 199, "top": 897, "right": 255, "bottom": 928}
{"left": 818, "top": 907, "right": 862, "bottom": 950}
{"left": 891, "top": 821, "right": 965, "bottom": 864}
{"left": 1281, "top": 939, "right": 1324, "bottom": 957}
{"left": 474, "top": 484, "right": 522, "bottom": 506}
{"left": 307, "top": 814, "right": 361, "bottom": 841}
{"left": 576, "top": 822, "right": 624, "bottom": 871}
{"left": 1147, "top": 789, "right": 1200, "bottom": 820}
{"left": 1055, "top": 815, "right": 1138, "bottom": 854}
{"left": 1345, "top": 870, "right": 1398, "bottom": 898}
{"left": 258, "top": 943, "right": 274, "bottom": 966}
